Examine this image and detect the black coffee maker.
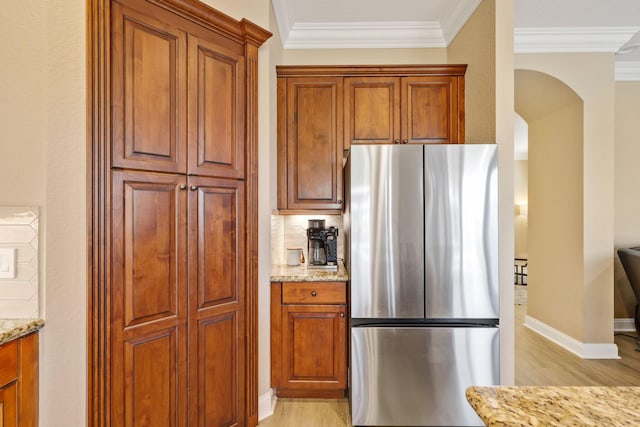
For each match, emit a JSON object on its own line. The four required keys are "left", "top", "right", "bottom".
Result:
{"left": 306, "top": 219, "right": 338, "bottom": 270}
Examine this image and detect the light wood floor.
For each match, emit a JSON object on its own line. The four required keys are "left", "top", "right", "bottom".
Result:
{"left": 259, "top": 304, "right": 640, "bottom": 426}
{"left": 514, "top": 304, "right": 640, "bottom": 386}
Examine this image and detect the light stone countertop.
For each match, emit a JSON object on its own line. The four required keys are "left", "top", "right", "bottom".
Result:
{"left": 466, "top": 386, "right": 640, "bottom": 426}
{"left": 271, "top": 261, "right": 349, "bottom": 282}
{"left": 0, "top": 318, "right": 45, "bottom": 346}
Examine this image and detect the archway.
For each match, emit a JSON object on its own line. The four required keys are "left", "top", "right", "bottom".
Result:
{"left": 515, "top": 69, "right": 585, "bottom": 346}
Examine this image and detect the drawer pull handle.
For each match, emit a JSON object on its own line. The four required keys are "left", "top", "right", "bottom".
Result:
{"left": 311, "top": 291, "right": 317, "bottom": 297}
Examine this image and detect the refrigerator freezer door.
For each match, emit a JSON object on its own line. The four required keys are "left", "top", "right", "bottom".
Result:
{"left": 424, "top": 145, "right": 499, "bottom": 319}
{"left": 349, "top": 145, "right": 425, "bottom": 319}
{"left": 350, "top": 326, "right": 499, "bottom": 426}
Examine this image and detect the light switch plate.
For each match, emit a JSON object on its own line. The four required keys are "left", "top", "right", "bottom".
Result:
{"left": 0, "top": 248, "right": 16, "bottom": 279}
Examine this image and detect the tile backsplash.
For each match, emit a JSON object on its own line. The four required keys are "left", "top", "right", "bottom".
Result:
{"left": 271, "top": 214, "right": 344, "bottom": 265}
{"left": 0, "top": 207, "right": 39, "bottom": 318}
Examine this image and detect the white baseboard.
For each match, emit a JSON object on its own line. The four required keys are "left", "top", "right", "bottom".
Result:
{"left": 524, "top": 314, "right": 620, "bottom": 359}
{"left": 258, "top": 389, "right": 277, "bottom": 422}
{"left": 614, "top": 317, "right": 636, "bottom": 332}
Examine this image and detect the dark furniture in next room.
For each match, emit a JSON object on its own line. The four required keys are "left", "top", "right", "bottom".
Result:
{"left": 617, "top": 247, "right": 640, "bottom": 349}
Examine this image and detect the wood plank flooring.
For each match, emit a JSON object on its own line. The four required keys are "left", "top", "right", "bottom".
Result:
{"left": 514, "top": 304, "right": 640, "bottom": 386}
{"left": 258, "top": 398, "right": 352, "bottom": 427}
{"left": 259, "top": 304, "right": 640, "bottom": 426}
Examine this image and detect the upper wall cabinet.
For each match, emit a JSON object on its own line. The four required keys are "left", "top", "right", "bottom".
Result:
{"left": 111, "top": 4, "right": 246, "bottom": 179}
{"left": 277, "top": 65, "right": 466, "bottom": 213}
{"left": 277, "top": 75, "right": 344, "bottom": 211}
{"left": 344, "top": 67, "right": 466, "bottom": 148}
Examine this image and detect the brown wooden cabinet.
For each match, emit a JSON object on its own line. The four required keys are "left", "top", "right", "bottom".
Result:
{"left": 0, "top": 333, "right": 39, "bottom": 427}
{"left": 277, "top": 76, "right": 344, "bottom": 211}
{"left": 90, "top": 0, "right": 270, "bottom": 426}
{"left": 277, "top": 65, "right": 465, "bottom": 213}
{"left": 344, "top": 68, "right": 466, "bottom": 147}
{"left": 271, "top": 281, "right": 347, "bottom": 398}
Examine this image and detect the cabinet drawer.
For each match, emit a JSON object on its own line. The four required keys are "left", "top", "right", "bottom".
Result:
{"left": 282, "top": 282, "right": 346, "bottom": 304}
{"left": 0, "top": 339, "right": 18, "bottom": 387}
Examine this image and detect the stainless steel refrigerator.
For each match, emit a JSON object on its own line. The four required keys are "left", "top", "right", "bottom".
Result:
{"left": 344, "top": 144, "right": 499, "bottom": 427}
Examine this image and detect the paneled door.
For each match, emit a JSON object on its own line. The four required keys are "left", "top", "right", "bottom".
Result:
{"left": 110, "top": 170, "right": 188, "bottom": 426}
{"left": 283, "top": 77, "right": 344, "bottom": 210}
{"left": 281, "top": 305, "right": 346, "bottom": 391}
{"left": 187, "top": 176, "right": 245, "bottom": 427}
{"left": 344, "top": 76, "right": 401, "bottom": 147}
{"left": 111, "top": 2, "right": 188, "bottom": 174}
{"left": 187, "top": 35, "right": 246, "bottom": 179}
{"left": 401, "top": 76, "right": 461, "bottom": 144}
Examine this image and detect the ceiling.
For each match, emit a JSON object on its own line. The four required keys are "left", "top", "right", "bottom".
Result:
{"left": 272, "top": 0, "right": 640, "bottom": 67}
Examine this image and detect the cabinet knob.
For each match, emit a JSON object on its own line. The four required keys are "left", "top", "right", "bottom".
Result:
{"left": 311, "top": 291, "right": 317, "bottom": 297}
{"left": 394, "top": 139, "right": 400, "bottom": 144}
{"left": 337, "top": 200, "right": 343, "bottom": 205}
{"left": 340, "top": 312, "right": 345, "bottom": 318}
{"left": 190, "top": 185, "right": 198, "bottom": 191}
{"left": 179, "top": 184, "right": 187, "bottom": 190}
{"left": 402, "top": 139, "right": 408, "bottom": 144}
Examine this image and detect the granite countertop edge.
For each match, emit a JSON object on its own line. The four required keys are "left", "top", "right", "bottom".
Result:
{"left": 466, "top": 385, "right": 640, "bottom": 427}
{"left": 0, "top": 318, "right": 45, "bottom": 346}
{"left": 270, "top": 262, "right": 349, "bottom": 282}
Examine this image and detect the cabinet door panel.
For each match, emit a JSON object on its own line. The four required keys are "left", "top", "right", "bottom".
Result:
{"left": 402, "top": 76, "right": 460, "bottom": 144}
{"left": 196, "top": 314, "right": 240, "bottom": 427}
{"left": 188, "top": 35, "right": 245, "bottom": 178}
{"left": 112, "top": 171, "right": 186, "bottom": 327}
{"left": 281, "top": 305, "right": 346, "bottom": 390}
{"left": 345, "top": 77, "right": 400, "bottom": 146}
{"left": 111, "top": 3, "right": 187, "bottom": 173}
{"left": 125, "top": 329, "right": 180, "bottom": 427}
{"left": 188, "top": 176, "right": 245, "bottom": 427}
{"left": 111, "top": 170, "right": 188, "bottom": 426}
{"left": 285, "top": 77, "right": 343, "bottom": 210}
{"left": 0, "top": 381, "right": 17, "bottom": 427}
{"left": 188, "top": 177, "right": 244, "bottom": 309}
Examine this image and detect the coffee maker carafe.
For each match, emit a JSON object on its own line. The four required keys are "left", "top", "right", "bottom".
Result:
{"left": 306, "top": 219, "right": 338, "bottom": 270}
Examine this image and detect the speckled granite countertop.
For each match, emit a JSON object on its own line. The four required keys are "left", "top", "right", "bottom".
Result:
{"left": 271, "top": 262, "right": 349, "bottom": 282}
{"left": 0, "top": 319, "right": 44, "bottom": 346}
{"left": 466, "top": 386, "right": 640, "bottom": 426}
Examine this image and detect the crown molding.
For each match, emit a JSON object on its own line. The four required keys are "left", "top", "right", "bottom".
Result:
{"left": 282, "top": 21, "right": 446, "bottom": 49}
{"left": 441, "top": 0, "right": 482, "bottom": 44}
{"left": 615, "top": 61, "right": 640, "bottom": 81}
{"left": 514, "top": 26, "right": 640, "bottom": 53}
{"left": 271, "top": 0, "right": 293, "bottom": 46}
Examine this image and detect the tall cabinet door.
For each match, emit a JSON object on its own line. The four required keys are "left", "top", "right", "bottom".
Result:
{"left": 111, "top": 2, "right": 188, "bottom": 173}
{"left": 110, "top": 170, "right": 188, "bottom": 427}
{"left": 187, "top": 176, "right": 246, "bottom": 427}
{"left": 401, "top": 76, "right": 462, "bottom": 144}
{"left": 188, "top": 35, "right": 246, "bottom": 179}
{"left": 344, "top": 76, "right": 400, "bottom": 147}
{"left": 283, "top": 77, "right": 344, "bottom": 210}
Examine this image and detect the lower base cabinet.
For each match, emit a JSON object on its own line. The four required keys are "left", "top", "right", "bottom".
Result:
{"left": 271, "top": 281, "right": 347, "bottom": 398}
{"left": 0, "top": 333, "right": 38, "bottom": 427}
